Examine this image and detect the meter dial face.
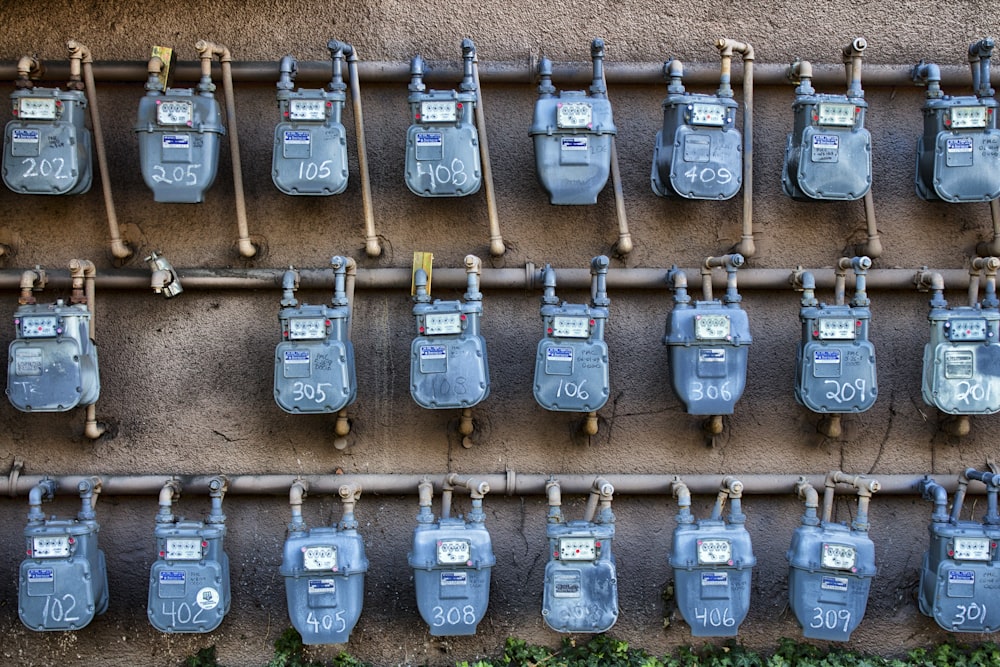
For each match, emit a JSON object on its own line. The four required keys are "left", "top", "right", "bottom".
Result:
{"left": 302, "top": 545, "right": 338, "bottom": 570}
{"left": 288, "top": 99, "right": 326, "bottom": 121}
{"left": 157, "top": 100, "right": 193, "bottom": 125}
{"left": 437, "top": 539, "right": 471, "bottom": 565}
{"left": 950, "top": 105, "right": 988, "bottom": 129}
{"left": 817, "top": 317, "right": 856, "bottom": 340}
{"left": 19, "top": 315, "right": 59, "bottom": 338}
{"left": 947, "top": 318, "right": 989, "bottom": 342}
{"left": 557, "top": 102, "right": 592, "bottom": 129}
{"left": 695, "top": 314, "right": 731, "bottom": 340}
{"left": 697, "top": 538, "right": 731, "bottom": 564}
{"left": 550, "top": 316, "right": 590, "bottom": 338}
{"left": 424, "top": 312, "right": 462, "bottom": 335}
{"left": 420, "top": 101, "right": 458, "bottom": 123}
{"left": 32, "top": 535, "right": 70, "bottom": 558}
{"left": 288, "top": 317, "right": 327, "bottom": 340}
{"left": 821, "top": 543, "right": 857, "bottom": 570}
{"left": 164, "top": 538, "right": 203, "bottom": 561}
{"left": 816, "top": 102, "right": 856, "bottom": 127}
{"left": 559, "top": 537, "right": 597, "bottom": 561}
{"left": 17, "top": 97, "right": 57, "bottom": 120}
{"left": 953, "top": 537, "right": 992, "bottom": 561}
{"left": 689, "top": 103, "right": 726, "bottom": 127}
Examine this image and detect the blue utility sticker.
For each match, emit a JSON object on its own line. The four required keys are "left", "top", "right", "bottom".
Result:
{"left": 159, "top": 570, "right": 185, "bottom": 584}
{"left": 947, "top": 137, "right": 974, "bottom": 153}
{"left": 812, "top": 134, "right": 840, "bottom": 148}
{"left": 283, "top": 130, "right": 311, "bottom": 145}
{"left": 699, "top": 348, "right": 726, "bottom": 362}
{"left": 162, "top": 134, "right": 190, "bottom": 149}
{"left": 440, "top": 571, "right": 468, "bottom": 586}
{"left": 416, "top": 133, "right": 443, "bottom": 147}
{"left": 821, "top": 575, "right": 849, "bottom": 592}
{"left": 949, "top": 570, "right": 975, "bottom": 584}
{"left": 814, "top": 350, "right": 841, "bottom": 364}
{"left": 561, "top": 137, "right": 588, "bottom": 151}
{"left": 546, "top": 347, "right": 574, "bottom": 362}
{"left": 701, "top": 572, "right": 729, "bottom": 586}
{"left": 284, "top": 350, "right": 310, "bottom": 364}
{"left": 307, "top": 578, "right": 336, "bottom": 594}
{"left": 27, "top": 568, "right": 54, "bottom": 583}
{"left": 420, "top": 345, "right": 447, "bottom": 360}
{"left": 12, "top": 129, "right": 39, "bottom": 143}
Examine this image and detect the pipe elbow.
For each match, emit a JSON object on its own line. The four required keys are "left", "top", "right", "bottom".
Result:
{"left": 149, "top": 269, "right": 169, "bottom": 292}
{"left": 339, "top": 483, "right": 362, "bottom": 501}
{"left": 722, "top": 476, "right": 744, "bottom": 498}
{"left": 464, "top": 254, "right": 482, "bottom": 275}
{"left": 417, "top": 479, "right": 434, "bottom": 507}
{"left": 787, "top": 59, "right": 813, "bottom": 81}
{"left": 289, "top": 480, "right": 308, "bottom": 506}
{"left": 672, "top": 478, "right": 691, "bottom": 507}
{"left": 666, "top": 58, "right": 684, "bottom": 79}
{"left": 916, "top": 270, "right": 945, "bottom": 293}
{"left": 717, "top": 38, "right": 754, "bottom": 60}
{"left": 70, "top": 258, "right": 96, "bottom": 278}
{"left": 84, "top": 406, "right": 105, "bottom": 440}
{"left": 17, "top": 55, "right": 38, "bottom": 80}
{"left": 196, "top": 40, "right": 231, "bottom": 62}
{"left": 66, "top": 40, "right": 93, "bottom": 64}
{"left": 796, "top": 479, "right": 819, "bottom": 508}
{"left": 545, "top": 478, "right": 562, "bottom": 507}
{"left": 844, "top": 37, "right": 867, "bottom": 59}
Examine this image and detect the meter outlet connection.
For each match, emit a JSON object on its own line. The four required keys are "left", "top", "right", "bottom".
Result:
{"left": 280, "top": 481, "right": 368, "bottom": 645}
{"left": 19, "top": 478, "right": 108, "bottom": 632}
{"left": 147, "top": 477, "right": 231, "bottom": 634}
{"left": 529, "top": 39, "right": 616, "bottom": 205}
{"left": 541, "top": 478, "right": 619, "bottom": 633}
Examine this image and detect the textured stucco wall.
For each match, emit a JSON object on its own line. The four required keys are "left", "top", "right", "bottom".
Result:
{"left": 0, "top": 1, "right": 999, "bottom": 665}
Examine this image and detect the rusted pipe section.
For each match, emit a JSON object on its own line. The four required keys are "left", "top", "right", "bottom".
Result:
{"left": 333, "top": 256, "right": 355, "bottom": 444}
{"left": 288, "top": 479, "right": 308, "bottom": 533}
{"left": 594, "top": 38, "right": 632, "bottom": 257}
{"left": 69, "top": 259, "right": 105, "bottom": 440}
{"left": 717, "top": 38, "right": 755, "bottom": 258}
{"left": 467, "top": 40, "right": 505, "bottom": 258}
{"left": 18, "top": 267, "right": 46, "bottom": 305}
{"left": 15, "top": 55, "right": 39, "bottom": 89}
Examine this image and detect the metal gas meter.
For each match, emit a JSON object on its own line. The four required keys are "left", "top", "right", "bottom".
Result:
{"left": 410, "top": 255, "right": 489, "bottom": 410}
{"left": 782, "top": 41, "right": 872, "bottom": 201}
{"left": 920, "top": 259, "right": 1000, "bottom": 416}
{"left": 793, "top": 257, "right": 878, "bottom": 417}
{"left": 534, "top": 256, "right": 610, "bottom": 415}
{"left": 918, "top": 469, "right": 1000, "bottom": 632}
{"left": 913, "top": 39, "right": 1000, "bottom": 202}
{"left": 272, "top": 43, "right": 350, "bottom": 196}
{"left": 664, "top": 255, "right": 751, "bottom": 424}
{"left": 409, "top": 475, "right": 495, "bottom": 636}
{"left": 405, "top": 39, "right": 482, "bottom": 197}
{"left": 787, "top": 473, "right": 879, "bottom": 642}
{"left": 651, "top": 53, "right": 741, "bottom": 199}
{"left": 274, "top": 258, "right": 357, "bottom": 414}
{"left": 541, "top": 478, "right": 618, "bottom": 633}
{"left": 135, "top": 45, "right": 225, "bottom": 203}
{"left": 529, "top": 39, "right": 616, "bottom": 205}
{"left": 670, "top": 477, "right": 755, "bottom": 637}
{"left": 148, "top": 477, "right": 231, "bottom": 634}
{"left": 3, "top": 53, "right": 92, "bottom": 195}
{"left": 19, "top": 478, "right": 108, "bottom": 631}
{"left": 280, "top": 481, "right": 368, "bottom": 645}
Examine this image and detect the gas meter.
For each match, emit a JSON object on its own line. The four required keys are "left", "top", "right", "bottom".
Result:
{"left": 274, "top": 258, "right": 357, "bottom": 414}
{"left": 670, "top": 477, "right": 755, "bottom": 637}
{"left": 664, "top": 255, "right": 751, "bottom": 416}
{"left": 410, "top": 255, "right": 489, "bottom": 409}
{"left": 921, "top": 260, "right": 1000, "bottom": 416}
{"left": 782, "top": 42, "right": 871, "bottom": 201}
{"left": 3, "top": 55, "right": 92, "bottom": 195}
{"left": 148, "top": 477, "right": 231, "bottom": 634}
{"left": 272, "top": 44, "right": 349, "bottom": 196}
{"left": 794, "top": 257, "right": 877, "bottom": 414}
{"left": 541, "top": 478, "right": 618, "bottom": 633}
{"left": 534, "top": 256, "right": 610, "bottom": 413}
{"left": 918, "top": 470, "right": 1000, "bottom": 632}
{"left": 281, "top": 482, "right": 368, "bottom": 644}
{"left": 135, "top": 46, "right": 225, "bottom": 203}
{"left": 409, "top": 475, "right": 495, "bottom": 636}
{"left": 651, "top": 55, "right": 741, "bottom": 200}
{"left": 529, "top": 39, "right": 616, "bottom": 205}
{"left": 404, "top": 39, "right": 482, "bottom": 197}
{"left": 913, "top": 39, "right": 1000, "bottom": 202}
{"left": 19, "top": 478, "right": 108, "bottom": 631}
{"left": 787, "top": 473, "right": 879, "bottom": 641}
{"left": 8, "top": 293, "right": 100, "bottom": 413}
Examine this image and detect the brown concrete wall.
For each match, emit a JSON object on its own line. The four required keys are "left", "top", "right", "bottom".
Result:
{"left": 0, "top": 1, "right": 998, "bottom": 665}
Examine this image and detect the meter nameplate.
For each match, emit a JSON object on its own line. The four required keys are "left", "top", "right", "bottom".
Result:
{"left": 287, "top": 318, "right": 326, "bottom": 340}
{"left": 557, "top": 102, "right": 592, "bottom": 129}
{"left": 689, "top": 103, "right": 725, "bottom": 126}
{"left": 946, "top": 137, "right": 975, "bottom": 168}
{"left": 817, "top": 317, "right": 856, "bottom": 340}
{"left": 32, "top": 535, "right": 70, "bottom": 558}
{"left": 288, "top": 99, "right": 326, "bottom": 121}
{"left": 558, "top": 537, "right": 597, "bottom": 561}
{"left": 303, "top": 545, "right": 338, "bottom": 571}
{"left": 695, "top": 314, "right": 731, "bottom": 340}
{"left": 950, "top": 106, "right": 988, "bottom": 129}
{"left": 157, "top": 100, "right": 193, "bottom": 126}
{"left": 19, "top": 315, "right": 59, "bottom": 338}
{"left": 947, "top": 319, "right": 988, "bottom": 342}
{"left": 11, "top": 128, "right": 39, "bottom": 144}
{"left": 810, "top": 134, "right": 840, "bottom": 163}
{"left": 821, "top": 575, "right": 849, "bottom": 592}
{"left": 552, "top": 571, "right": 582, "bottom": 597}
{"left": 551, "top": 316, "right": 590, "bottom": 338}
{"left": 943, "top": 350, "right": 975, "bottom": 380}
{"left": 425, "top": 313, "right": 462, "bottom": 335}
{"left": 165, "top": 538, "right": 203, "bottom": 561}
{"left": 18, "top": 98, "right": 57, "bottom": 121}
{"left": 821, "top": 543, "right": 857, "bottom": 570}
{"left": 697, "top": 538, "right": 732, "bottom": 565}
{"left": 437, "top": 539, "right": 471, "bottom": 565}
{"left": 420, "top": 101, "right": 458, "bottom": 123}
{"left": 953, "top": 537, "right": 992, "bottom": 561}
{"left": 816, "top": 102, "right": 856, "bottom": 127}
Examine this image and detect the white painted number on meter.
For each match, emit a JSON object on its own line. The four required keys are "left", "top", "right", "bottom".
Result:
{"left": 816, "top": 102, "right": 856, "bottom": 127}
{"left": 821, "top": 543, "right": 857, "bottom": 570}
{"left": 695, "top": 314, "right": 730, "bottom": 340}
{"left": 165, "top": 538, "right": 203, "bottom": 561}
{"left": 288, "top": 99, "right": 326, "bottom": 121}
{"left": 697, "top": 538, "right": 731, "bottom": 564}
{"left": 17, "top": 97, "right": 57, "bottom": 120}
{"left": 437, "top": 539, "right": 470, "bottom": 564}
{"left": 157, "top": 100, "right": 193, "bottom": 125}
{"left": 32, "top": 535, "right": 70, "bottom": 558}
{"left": 950, "top": 106, "right": 988, "bottom": 129}
{"left": 947, "top": 318, "right": 988, "bottom": 342}
{"left": 420, "top": 101, "right": 458, "bottom": 123}
{"left": 288, "top": 318, "right": 326, "bottom": 340}
{"left": 817, "top": 317, "right": 856, "bottom": 340}
{"left": 425, "top": 312, "right": 462, "bottom": 335}
{"left": 954, "top": 537, "right": 992, "bottom": 561}
{"left": 551, "top": 316, "right": 590, "bottom": 338}
{"left": 559, "top": 537, "right": 597, "bottom": 561}
{"left": 19, "top": 315, "right": 59, "bottom": 338}
{"left": 689, "top": 103, "right": 725, "bottom": 127}
{"left": 302, "top": 545, "right": 338, "bottom": 570}
{"left": 557, "top": 102, "right": 592, "bottom": 129}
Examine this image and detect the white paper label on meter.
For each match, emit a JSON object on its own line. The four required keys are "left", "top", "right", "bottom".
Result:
{"left": 32, "top": 535, "right": 70, "bottom": 558}
{"left": 17, "top": 97, "right": 57, "bottom": 120}
{"left": 821, "top": 543, "right": 857, "bottom": 570}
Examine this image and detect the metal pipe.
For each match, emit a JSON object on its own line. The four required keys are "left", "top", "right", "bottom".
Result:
{"left": 919, "top": 477, "right": 950, "bottom": 523}
{"left": 969, "top": 261, "right": 983, "bottom": 307}
{"left": 26, "top": 479, "right": 56, "bottom": 524}
{"left": 545, "top": 477, "right": 562, "bottom": 524}
{"left": 338, "top": 482, "right": 361, "bottom": 531}
{"left": 17, "top": 267, "right": 46, "bottom": 304}
{"left": 468, "top": 40, "right": 505, "bottom": 258}
{"left": 70, "top": 259, "right": 105, "bottom": 441}
{"left": 593, "top": 39, "right": 632, "bottom": 257}
{"left": 156, "top": 479, "right": 181, "bottom": 524}
{"left": 795, "top": 478, "right": 820, "bottom": 527}
{"left": 288, "top": 479, "right": 308, "bottom": 533}
{"left": 416, "top": 478, "right": 434, "bottom": 524}
{"left": 717, "top": 39, "right": 755, "bottom": 258}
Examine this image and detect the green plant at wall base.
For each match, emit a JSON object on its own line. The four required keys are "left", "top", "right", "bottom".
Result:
{"left": 182, "top": 645, "right": 221, "bottom": 667}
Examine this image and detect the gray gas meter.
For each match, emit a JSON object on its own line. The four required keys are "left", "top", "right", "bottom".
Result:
{"left": 410, "top": 255, "right": 489, "bottom": 409}
{"left": 281, "top": 481, "right": 368, "bottom": 645}
{"left": 19, "top": 478, "right": 108, "bottom": 631}
{"left": 913, "top": 39, "right": 1000, "bottom": 202}
{"left": 670, "top": 477, "right": 755, "bottom": 637}
{"left": 919, "top": 470, "right": 1000, "bottom": 632}
{"left": 274, "top": 258, "right": 357, "bottom": 414}
{"left": 135, "top": 48, "right": 225, "bottom": 203}
{"left": 541, "top": 478, "right": 618, "bottom": 633}
{"left": 664, "top": 255, "right": 751, "bottom": 416}
{"left": 787, "top": 473, "right": 878, "bottom": 642}
{"left": 8, "top": 297, "right": 100, "bottom": 412}
{"left": 3, "top": 60, "right": 92, "bottom": 195}
{"left": 272, "top": 44, "right": 349, "bottom": 196}
{"left": 794, "top": 257, "right": 877, "bottom": 414}
{"left": 783, "top": 45, "right": 871, "bottom": 201}
{"left": 405, "top": 39, "right": 482, "bottom": 197}
{"left": 534, "top": 256, "right": 610, "bottom": 413}
{"left": 409, "top": 475, "right": 495, "bottom": 636}
{"left": 529, "top": 39, "right": 616, "bottom": 205}
{"left": 651, "top": 57, "right": 742, "bottom": 200}
{"left": 148, "top": 477, "right": 231, "bottom": 634}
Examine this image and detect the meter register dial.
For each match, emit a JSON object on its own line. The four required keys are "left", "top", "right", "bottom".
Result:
{"left": 550, "top": 315, "right": 590, "bottom": 338}
{"left": 437, "top": 539, "right": 471, "bottom": 565}
{"left": 302, "top": 545, "right": 338, "bottom": 571}
{"left": 288, "top": 99, "right": 326, "bottom": 121}
{"left": 817, "top": 317, "right": 857, "bottom": 340}
{"left": 953, "top": 536, "right": 992, "bottom": 561}
{"left": 557, "top": 102, "right": 593, "bottom": 129}
{"left": 697, "top": 538, "right": 732, "bottom": 564}
{"left": 949, "top": 105, "right": 988, "bottom": 129}
{"left": 695, "top": 314, "right": 731, "bottom": 340}
{"left": 157, "top": 100, "right": 193, "bottom": 126}
{"left": 821, "top": 543, "right": 857, "bottom": 570}
{"left": 558, "top": 537, "right": 597, "bottom": 561}
{"left": 816, "top": 102, "right": 857, "bottom": 127}
{"left": 946, "top": 318, "right": 989, "bottom": 342}
{"left": 31, "top": 535, "right": 70, "bottom": 558}
{"left": 688, "top": 102, "right": 726, "bottom": 127}
{"left": 164, "top": 538, "right": 204, "bottom": 561}
{"left": 287, "top": 317, "right": 327, "bottom": 340}
{"left": 420, "top": 101, "right": 458, "bottom": 123}
{"left": 17, "top": 97, "right": 57, "bottom": 120}
{"left": 18, "top": 315, "right": 59, "bottom": 338}
{"left": 424, "top": 312, "right": 463, "bottom": 335}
